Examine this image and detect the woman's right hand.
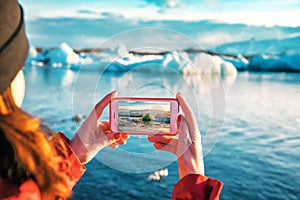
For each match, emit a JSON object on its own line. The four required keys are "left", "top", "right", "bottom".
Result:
{"left": 70, "top": 91, "right": 129, "bottom": 164}
{"left": 148, "top": 93, "right": 204, "bottom": 179}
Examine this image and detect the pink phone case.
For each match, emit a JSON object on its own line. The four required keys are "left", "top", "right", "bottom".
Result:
{"left": 110, "top": 97, "right": 179, "bottom": 135}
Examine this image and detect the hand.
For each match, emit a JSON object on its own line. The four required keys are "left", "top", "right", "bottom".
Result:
{"left": 148, "top": 93, "right": 204, "bottom": 179}
{"left": 70, "top": 91, "right": 129, "bottom": 164}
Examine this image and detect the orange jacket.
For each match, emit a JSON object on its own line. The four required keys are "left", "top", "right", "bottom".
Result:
{"left": 2, "top": 133, "right": 223, "bottom": 200}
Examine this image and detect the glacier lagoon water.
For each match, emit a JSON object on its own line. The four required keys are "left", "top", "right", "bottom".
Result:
{"left": 22, "top": 66, "right": 300, "bottom": 200}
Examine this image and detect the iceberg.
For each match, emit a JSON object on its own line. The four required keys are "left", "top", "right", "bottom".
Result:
{"left": 214, "top": 36, "right": 300, "bottom": 72}
{"left": 25, "top": 36, "right": 300, "bottom": 73}
{"left": 25, "top": 43, "right": 238, "bottom": 76}
{"left": 26, "top": 46, "right": 44, "bottom": 67}
{"left": 163, "top": 51, "right": 237, "bottom": 76}
{"left": 222, "top": 54, "right": 249, "bottom": 71}
{"left": 26, "top": 42, "right": 93, "bottom": 67}
{"left": 46, "top": 42, "right": 81, "bottom": 66}
{"left": 248, "top": 53, "right": 300, "bottom": 72}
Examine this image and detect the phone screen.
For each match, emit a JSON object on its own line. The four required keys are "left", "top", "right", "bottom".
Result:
{"left": 117, "top": 100, "right": 171, "bottom": 133}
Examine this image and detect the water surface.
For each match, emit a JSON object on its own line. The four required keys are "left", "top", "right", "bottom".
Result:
{"left": 22, "top": 66, "right": 300, "bottom": 200}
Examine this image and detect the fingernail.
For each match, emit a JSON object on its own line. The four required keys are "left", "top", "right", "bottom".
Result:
{"left": 114, "top": 133, "right": 122, "bottom": 140}
{"left": 177, "top": 115, "right": 182, "bottom": 129}
{"left": 148, "top": 135, "right": 154, "bottom": 142}
{"left": 121, "top": 132, "right": 130, "bottom": 139}
{"left": 178, "top": 115, "right": 182, "bottom": 123}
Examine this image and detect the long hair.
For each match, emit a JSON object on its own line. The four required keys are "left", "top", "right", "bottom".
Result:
{"left": 0, "top": 86, "right": 71, "bottom": 199}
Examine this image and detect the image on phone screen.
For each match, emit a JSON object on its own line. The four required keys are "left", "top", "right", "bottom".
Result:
{"left": 117, "top": 100, "right": 171, "bottom": 133}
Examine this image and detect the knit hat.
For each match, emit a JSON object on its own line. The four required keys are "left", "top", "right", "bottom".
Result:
{"left": 0, "top": 0, "right": 29, "bottom": 93}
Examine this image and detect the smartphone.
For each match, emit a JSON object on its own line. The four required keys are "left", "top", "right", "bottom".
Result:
{"left": 110, "top": 97, "right": 179, "bottom": 135}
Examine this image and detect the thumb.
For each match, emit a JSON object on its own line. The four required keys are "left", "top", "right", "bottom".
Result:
{"left": 91, "top": 132, "right": 122, "bottom": 150}
{"left": 86, "top": 91, "right": 117, "bottom": 123}
{"left": 178, "top": 116, "right": 192, "bottom": 143}
{"left": 177, "top": 116, "right": 193, "bottom": 156}
{"left": 94, "top": 91, "right": 117, "bottom": 119}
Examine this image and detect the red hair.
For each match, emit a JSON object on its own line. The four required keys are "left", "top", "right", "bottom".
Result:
{"left": 0, "top": 86, "right": 71, "bottom": 199}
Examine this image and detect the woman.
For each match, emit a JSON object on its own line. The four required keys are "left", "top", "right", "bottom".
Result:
{"left": 0, "top": 84, "right": 128, "bottom": 199}
{"left": 0, "top": 1, "right": 129, "bottom": 199}
{"left": 0, "top": 0, "right": 223, "bottom": 199}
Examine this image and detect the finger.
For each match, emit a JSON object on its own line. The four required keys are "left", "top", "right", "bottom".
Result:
{"left": 94, "top": 91, "right": 117, "bottom": 119}
{"left": 104, "top": 132, "right": 129, "bottom": 143}
{"left": 115, "top": 132, "right": 130, "bottom": 145}
{"left": 105, "top": 132, "right": 129, "bottom": 137}
{"left": 103, "top": 129, "right": 112, "bottom": 135}
{"left": 121, "top": 132, "right": 130, "bottom": 139}
{"left": 99, "top": 121, "right": 110, "bottom": 131}
{"left": 154, "top": 142, "right": 177, "bottom": 154}
{"left": 116, "top": 138, "right": 127, "bottom": 145}
{"left": 176, "top": 93, "right": 199, "bottom": 141}
{"left": 92, "top": 132, "right": 122, "bottom": 147}
{"left": 101, "top": 121, "right": 110, "bottom": 126}
{"left": 122, "top": 134, "right": 130, "bottom": 139}
{"left": 148, "top": 135, "right": 177, "bottom": 145}
{"left": 109, "top": 143, "right": 119, "bottom": 148}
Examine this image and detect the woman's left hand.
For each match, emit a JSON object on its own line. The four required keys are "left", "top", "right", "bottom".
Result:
{"left": 70, "top": 91, "right": 129, "bottom": 164}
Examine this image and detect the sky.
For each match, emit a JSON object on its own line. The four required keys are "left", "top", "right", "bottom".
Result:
{"left": 19, "top": 0, "right": 300, "bottom": 49}
{"left": 20, "top": 0, "right": 300, "bottom": 26}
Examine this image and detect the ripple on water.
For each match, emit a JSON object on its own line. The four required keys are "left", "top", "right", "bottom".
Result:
{"left": 228, "top": 131, "right": 243, "bottom": 137}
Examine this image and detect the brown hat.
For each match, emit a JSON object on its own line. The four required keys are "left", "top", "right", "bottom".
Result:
{"left": 0, "top": 0, "right": 29, "bottom": 93}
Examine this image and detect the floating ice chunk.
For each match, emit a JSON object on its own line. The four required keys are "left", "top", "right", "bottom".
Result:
{"left": 26, "top": 46, "right": 43, "bottom": 66}
{"left": 115, "top": 53, "right": 164, "bottom": 68}
{"left": 32, "top": 42, "right": 94, "bottom": 67}
{"left": 222, "top": 54, "right": 249, "bottom": 71}
{"left": 45, "top": 42, "right": 81, "bottom": 65}
{"left": 80, "top": 55, "right": 94, "bottom": 65}
{"left": 194, "top": 53, "right": 220, "bottom": 74}
{"left": 28, "top": 46, "right": 38, "bottom": 58}
{"left": 117, "top": 44, "right": 129, "bottom": 55}
{"left": 147, "top": 168, "right": 168, "bottom": 181}
{"left": 147, "top": 174, "right": 161, "bottom": 181}
{"left": 158, "top": 168, "right": 168, "bottom": 177}
{"left": 187, "top": 53, "right": 237, "bottom": 76}
{"left": 29, "top": 61, "right": 44, "bottom": 67}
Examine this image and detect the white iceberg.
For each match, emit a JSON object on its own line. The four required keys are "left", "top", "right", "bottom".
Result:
{"left": 26, "top": 46, "right": 44, "bottom": 66}
{"left": 45, "top": 42, "right": 92, "bottom": 66}
{"left": 26, "top": 43, "right": 237, "bottom": 76}
{"left": 26, "top": 43, "right": 93, "bottom": 67}
{"left": 222, "top": 54, "right": 249, "bottom": 71}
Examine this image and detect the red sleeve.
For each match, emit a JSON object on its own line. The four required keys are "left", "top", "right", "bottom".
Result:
{"left": 172, "top": 174, "right": 223, "bottom": 200}
{"left": 50, "top": 132, "right": 86, "bottom": 188}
